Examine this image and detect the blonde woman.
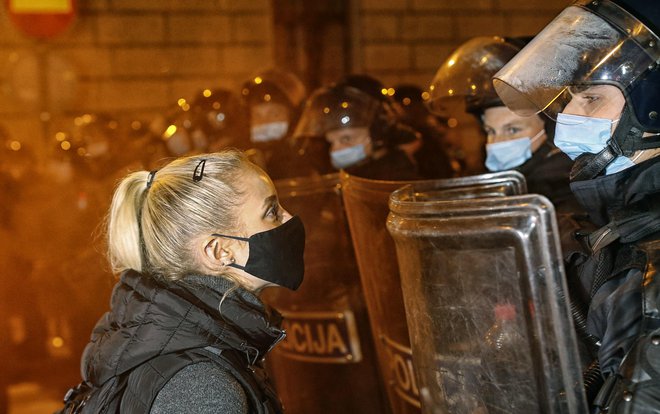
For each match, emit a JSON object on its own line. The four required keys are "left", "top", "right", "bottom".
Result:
{"left": 59, "top": 150, "right": 304, "bottom": 413}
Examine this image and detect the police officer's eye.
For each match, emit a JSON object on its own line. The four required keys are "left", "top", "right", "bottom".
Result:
{"left": 582, "top": 95, "right": 599, "bottom": 104}
{"left": 505, "top": 127, "right": 521, "bottom": 136}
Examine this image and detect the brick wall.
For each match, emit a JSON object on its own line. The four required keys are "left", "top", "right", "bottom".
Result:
{"left": 0, "top": 0, "right": 274, "bottom": 151}
{"left": 353, "top": 0, "right": 571, "bottom": 89}
{"left": 0, "top": 0, "right": 573, "bottom": 157}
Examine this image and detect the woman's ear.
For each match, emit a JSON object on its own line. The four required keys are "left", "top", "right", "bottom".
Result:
{"left": 201, "top": 237, "right": 235, "bottom": 271}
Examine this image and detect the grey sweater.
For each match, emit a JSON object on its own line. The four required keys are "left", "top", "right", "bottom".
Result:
{"left": 150, "top": 361, "right": 249, "bottom": 413}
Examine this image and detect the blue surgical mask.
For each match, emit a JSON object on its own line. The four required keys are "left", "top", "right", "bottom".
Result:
{"left": 554, "top": 113, "right": 634, "bottom": 175}
{"left": 251, "top": 121, "right": 289, "bottom": 142}
{"left": 484, "top": 129, "right": 544, "bottom": 172}
{"left": 331, "top": 144, "right": 367, "bottom": 169}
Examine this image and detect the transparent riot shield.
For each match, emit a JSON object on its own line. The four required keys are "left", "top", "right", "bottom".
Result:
{"left": 262, "top": 173, "right": 388, "bottom": 414}
{"left": 387, "top": 183, "right": 587, "bottom": 414}
{"left": 340, "top": 171, "right": 527, "bottom": 414}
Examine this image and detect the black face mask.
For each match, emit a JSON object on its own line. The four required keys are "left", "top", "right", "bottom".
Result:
{"left": 212, "top": 216, "right": 305, "bottom": 290}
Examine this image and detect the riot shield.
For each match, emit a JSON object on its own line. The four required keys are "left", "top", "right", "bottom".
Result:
{"left": 387, "top": 184, "right": 587, "bottom": 414}
{"left": 340, "top": 171, "right": 527, "bottom": 414}
{"left": 262, "top": 173, "right": 388, "bottom": 414}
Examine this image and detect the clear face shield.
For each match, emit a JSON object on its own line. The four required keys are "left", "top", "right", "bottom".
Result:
{"left": 493, "top": 1, "right": 660, "bottom": 124}
{"left": 292, "top": 86, "right": 380, "bottom": 139}
{"left": 427, "top": 36, "right": 522, "bottom": 115}
{"left": 243, "top": 69, "right": 307, "bottom": 109}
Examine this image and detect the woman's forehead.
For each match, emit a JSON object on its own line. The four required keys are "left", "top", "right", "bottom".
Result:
{"left": 244, "top": 168, "right": 276, "bottom": 198}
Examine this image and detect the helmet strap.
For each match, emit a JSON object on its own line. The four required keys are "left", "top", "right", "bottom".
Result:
{"left": 614, "top": 104, "right": 659, "bottom": 155}
{"left": 569, "top": 104, "right": 660, "bottom": 181}
{"left": 570, "top": 145, "right": 618, "bottom": 181}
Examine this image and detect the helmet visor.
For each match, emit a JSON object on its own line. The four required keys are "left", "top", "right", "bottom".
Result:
{"left": 427, "top": 36, "right": 522, "bottom": 115}
{"left": 293, "top": 86, "right": 380, "bottom": 138}
{"left": 493, "top": 2, "right": 660, "bottom": 120}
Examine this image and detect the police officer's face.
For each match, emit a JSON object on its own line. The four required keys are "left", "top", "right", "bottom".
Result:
{"left": 482, "top": 106, "right": 546, "bottom": 150}
{"left": 563, "top": 85, "right": 625, "bottom": 121}
{"left": 251, "top": 102, "right": 290, "bottom": 127}
{"left": 325, "top": 127, "right": 373, "bottom": 154}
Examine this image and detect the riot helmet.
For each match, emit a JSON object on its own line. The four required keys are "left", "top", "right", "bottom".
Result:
{"left": 337, "top": 74, "right": 420, "bottom": 148}
{"left": 392, "top": 84, "right": 430, "bottom": 123}
{"left": 392, "top": 83, "right": 449, "bottom": 140}
{"left": 191, "top": 87, "right": 249, "bottom": 151}
{"left": 428, "top": 36, "right": 529, "bottom": 115}
{"left": 493, "top": 0, "right": 660, "bottom": 178}
{"left": 293, "top": 84, "right": 383, "bottom": 169}
{"left": 71, "top": 114, "right": 121, "bottom": 173}
{"left": 428, "top": 36, "right": 554, "bottom": 172}
{"left": 157, "top": 100, "right": 210, "bottom": 158}
{"left": 337, "top": 74, "right": 390, "bottom": 103}
{"left": 241, "top": 68, "right": 307, "bottom": 144}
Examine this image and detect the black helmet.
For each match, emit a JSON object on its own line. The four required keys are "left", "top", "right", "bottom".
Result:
{"left": 391, "top": 83, "right": 434, "bottom": 122}
{"left": 241, "top": 68, "right": 306, "bottom": 112}
{"left": 191, "top": 88, "right": 249, "bottom": 150}
{"left": 337, "top": 74, "right": 389, "bottom": 103}
{"left": 293, "top": 84, "right": 381, "bottom": 141}
{"left": 392, "top": 84, "right": 426, "bottom": 106}
{"left": 151, "top": 98, "right": 212, "bottom": 158}
{"left": 428, "top": 36, "right": 530, "bottom": 115}
{"left": 337, "top": 74, "right": 420, "bottom": 146}
{"left": 55, "top": 113, "right": 123, "bottom": 176}
{"left": 494, "top": 0, "right": 660, "bottom": 137}
{"left": 241, "top": 68, "right": 306, "bottom": 144}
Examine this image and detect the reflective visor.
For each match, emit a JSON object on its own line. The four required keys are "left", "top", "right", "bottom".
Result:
{"left": 427, "top": 36, "right": 521, "bottom": 115}
{"left": 493, "top": 1, "right": 660, "bottom": 119}
{"left": 293, "top": 86, "right": 380, "bottom": 138}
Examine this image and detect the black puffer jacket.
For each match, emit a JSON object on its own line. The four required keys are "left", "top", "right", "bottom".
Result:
{"left": 77, "top": 270, "right": 285, "bottom": 413}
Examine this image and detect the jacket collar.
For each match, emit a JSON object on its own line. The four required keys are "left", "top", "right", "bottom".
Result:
{"left": 570, "top": 157, "right": 660, "bottom": 227}
{"left": 569, "top": 158, "right": 660, "bottom": 253}
{"left": 172, "top": 273, "right": 286, "bottom": 361}
{"left": 83, "top": 270, "right": 285, "bottom": 385}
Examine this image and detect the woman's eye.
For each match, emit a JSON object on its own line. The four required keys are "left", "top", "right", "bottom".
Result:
{"left": 266, "top": 204, "right": 282, "bottom": 221}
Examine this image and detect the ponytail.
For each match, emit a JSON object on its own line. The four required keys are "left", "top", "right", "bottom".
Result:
{"left": 107, "top": 170, "right": 150, "bottom": 273}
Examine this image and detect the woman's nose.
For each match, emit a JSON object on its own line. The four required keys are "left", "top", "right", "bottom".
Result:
{"left": 281, "top": 207, "right": 293, "bottom": 222}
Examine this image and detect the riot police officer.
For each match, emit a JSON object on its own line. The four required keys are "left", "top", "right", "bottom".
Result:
{"left": 190, "top": 87, "right": 249, "bottom": 153}
{"left": 392, "top": 83, "right": 455, "bottom": 178}
{"left": 156, "top": 103, "right": 211, "bottom": 159}
{"left": 294, "top": 79, "right": 420, "bottom": 181}
{"left": 493, "top": 0, "right": 660, "bottom": 410}
{"left": 428, "top": 36, "right": 578, "bottom": 212}
{"left": 241, "top": 68, "right": 308, "bottom": 179}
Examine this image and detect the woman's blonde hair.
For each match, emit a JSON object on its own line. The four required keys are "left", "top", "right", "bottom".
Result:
{"left": 107, "top": 149, "right": 254, "bottom": 280}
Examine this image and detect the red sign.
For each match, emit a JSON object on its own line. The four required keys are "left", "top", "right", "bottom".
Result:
{"left": 7, "top": 0, "right": 76, "bottom": 39}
